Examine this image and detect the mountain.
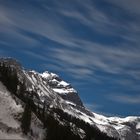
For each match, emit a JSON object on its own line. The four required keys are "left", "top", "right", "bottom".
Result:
{"left": 0, "top": 57, "right": 139, "bottom": 140}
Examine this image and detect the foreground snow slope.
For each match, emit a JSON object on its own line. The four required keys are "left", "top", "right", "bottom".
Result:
{"left": 0, "top": 82, "right": 45, "bottom": 140}
{"left": 0, "top": 82, "right": 24, "bottom": 139}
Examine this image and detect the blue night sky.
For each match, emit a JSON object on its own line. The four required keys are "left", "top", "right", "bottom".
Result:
{"left": 0, "top": 0, "right": 140, "bottom": 116}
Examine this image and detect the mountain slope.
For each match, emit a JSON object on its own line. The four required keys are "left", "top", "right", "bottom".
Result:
{"left": 0, "top": 58, "right": 139, "bottom": 140}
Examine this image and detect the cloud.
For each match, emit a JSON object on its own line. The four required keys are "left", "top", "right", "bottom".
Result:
{"left": 106, "top": 0, "right": 140, "bottom": 15}
{"left": 85, "top": 103, "right": 102, "bottom": 112}
{"left": 115, "top": 79, "right": 140, "bottom": 92}
{"left": 85, "top": 103, "right": 118, "bottom": 116}
{"left": 57, "top": 0, "right": 111, "bottom": 33}
{"left": 0, "top": 2, "right": 77, "bottom": 48}
{"left": 56, "top": 0, "right": 140, "bottom": 44}
{"left": 0, "top": 0, "right": 140, "bottom": 81}
{"left": 108, "top": 94, "right": 140, "bottom": 104}
{"left": 66, "top": 68, "right": 93, "bottom": 79}
{"left": 1, "top": 0, "right": 139, "bottom": 50}
{"left": 48, "top": 39, "right": 140, "bottom": 80}
{"left": 23, "top": 51, "right": 48, "bottom": 61}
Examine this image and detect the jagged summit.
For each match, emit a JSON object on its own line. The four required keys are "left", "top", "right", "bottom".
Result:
{"left": 0, "top": 57, "right": 21, "bottom": 68}
{"left": 0, "top": 58, "right": 140, "bottom": 140}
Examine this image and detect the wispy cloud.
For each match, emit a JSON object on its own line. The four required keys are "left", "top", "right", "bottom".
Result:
{"left": 1, "top": 0, "right": 139, "bottom": 48}
{"left": 85, "top": 103, "right": 118, "bottom": 116}
{"left": 85, "top": 103, "right": 102, "bottom": 112}
{"left": 0, "top": 2, "right": 76, "bottom": 48}
{"left": 48, "top": 39, "right": 140, "bottom": 80}
{"left": 0, "top": 0, "right": 140, "bottom": 81}
{"left": 55, "top": 0, "right": 140, "bottom": 44}
{"left": 106, "top": 0, "right": 140, "bottom": 15}
{"left": 108, "top": 94, "right": 140, "bottom": 104}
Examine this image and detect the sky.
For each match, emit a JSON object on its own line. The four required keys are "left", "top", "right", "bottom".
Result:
{"left": 0, "top": 0, "right": 140, "bottom": 117}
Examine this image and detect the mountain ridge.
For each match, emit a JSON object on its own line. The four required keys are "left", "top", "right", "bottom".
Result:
{"left": 0, "top": 57, "right": 139, "bottom": 140}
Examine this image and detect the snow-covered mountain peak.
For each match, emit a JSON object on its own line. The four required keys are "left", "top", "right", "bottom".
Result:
{"left": 41, "top": 71, "right": 58, "bottom": 79}
{"left": 24, "top": 69, "right": 82, "bottom": 106}
{"left": 40, "top": 71, "right": 73, "bottom": 89}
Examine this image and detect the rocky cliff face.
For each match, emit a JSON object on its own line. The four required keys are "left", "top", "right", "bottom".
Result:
{"left": 0, "top": 58, "right": 139, "bottom": 140}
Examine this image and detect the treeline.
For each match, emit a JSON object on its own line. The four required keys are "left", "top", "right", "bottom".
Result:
{"left": 0, "top": 62, "right": 18, "bottom": 93}
{"left": 41, "top": 107, "right": 118, "bottom": 140}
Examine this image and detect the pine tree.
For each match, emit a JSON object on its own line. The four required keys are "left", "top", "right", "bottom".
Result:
{"left": 21, "top": 98, "right": 32, "bottom": 134}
